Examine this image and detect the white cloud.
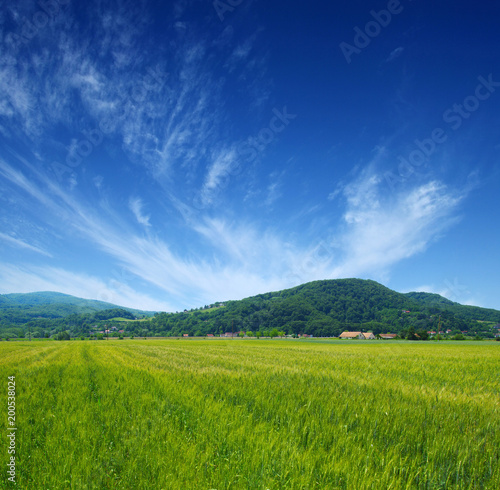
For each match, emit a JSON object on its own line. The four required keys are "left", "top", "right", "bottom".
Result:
{"left": 225, "top": 36, "right": 256, "bottom": 72}
{"left": 129, "top": 197, "right": 151, "bottom": 227}
{"left": 0, "top": 232, "right": 53, "bottom": 257}
{"left": 0, "top": 158, "right": 53, "bottom": 208}
{"left": 264, "top": 172, "right": 284, "bottom": 207}
{"left": 331, "top": 172, "right": 464, "bottom": 278}
{"left": 1, "top": 151, "right": 468, "bottom": 311}
{"left": 200, "top": 147, "right": 237, "bottom": 206}
{"left": 385, "top": 46, "right": 404, "bottom": 63}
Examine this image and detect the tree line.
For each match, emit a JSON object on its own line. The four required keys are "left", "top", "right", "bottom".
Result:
{"left": 1, "top": 279, "right": 499, "bottom": 339}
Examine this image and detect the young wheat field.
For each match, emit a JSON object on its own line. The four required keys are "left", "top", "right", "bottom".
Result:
{"left": 1, "top": 339, "right": 499, "bottom": 489}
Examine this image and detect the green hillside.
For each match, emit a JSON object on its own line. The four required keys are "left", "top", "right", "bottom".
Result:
{"left": 404, "top": 291, "right": 500, "bottom": 322}
{"left": 0, "top": 291, "right": 152, "bottom": 327}
{"left": 1, "top": 280, "right": 499, "bottom": 339}
{"left": 146, "top": 279, "right": 500, "bottom": 339}
{"left": 403, "top": 291, "right": 456, "bottom": 307}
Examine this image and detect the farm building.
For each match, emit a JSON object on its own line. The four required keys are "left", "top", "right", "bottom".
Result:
{"left": 379, "top": 334, "right": 397, "bottom": 339}
{"left": 339, "top": 331, "right": 376, "bottom": 339}
{"left": 339, "top": 331, "right": 363, "bottom": 339}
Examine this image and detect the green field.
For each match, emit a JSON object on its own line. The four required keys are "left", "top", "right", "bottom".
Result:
{"left": 1, "top": 340, "right": 499, "bottom": 489}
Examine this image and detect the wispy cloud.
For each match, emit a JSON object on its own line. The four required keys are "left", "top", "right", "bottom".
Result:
{"left": 1, "top": 150, "right": 468, "bottom": 310}
{"left": 0, "top": 3, "right": 479, "bottom": 312}
{"left": 225, "top": 33, "right": 258, "bottom": 72}
{"left": 199, "top": 147, "right": 237, "bottom": 206}
{"left": 264, "top": 171, "right": 284, "bottom": 207}
{"left": 129, "top": 198, "right": 151, "bottom": 227}
{"left": 385, "top": 46, "right": 404, "bottom": 63}
{"left": 0, "top": 232, "right": 53, "bottom": 258}
{"left": 0, "top": 158, "right": 52, "bottom": 208}
{"left": 0, "top": 156, "right": 285, "bottom": 307}
{"left": 1, "top": 3, "right": 269, "bottom": 209}
{"left": 331, "top": 169, "right": 464, "bottom": 279}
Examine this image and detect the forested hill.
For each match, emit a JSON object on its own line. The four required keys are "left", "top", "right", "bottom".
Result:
{"left": 404, "top": 291, "right": 500, "bottom": 322}
{"left": 0, "top": 291, "right": 151, "bottom": 325}
{"left": 1, "top": 280, "right": 499, "bottom": 339}
{"left": 147, "top": 279, "right": 500, "bottom": 338}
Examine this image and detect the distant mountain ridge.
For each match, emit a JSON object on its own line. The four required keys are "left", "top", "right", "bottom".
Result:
{"left": 1, "top": 291, "right": 119, "bottom": 308}
{"left": 404, "top": 291, "right": 500, "bottom": 322}
{"left": 146, "top": 279, "right": 500, "bottom": 338}
{"left": 0, "top": 291, "right": 152, "bottom": 325}
{"left": 403, "top": 291, "right": 455, "bottom": 306}
{"left": 1, "top": 280, "right": 499, "bottom": 339}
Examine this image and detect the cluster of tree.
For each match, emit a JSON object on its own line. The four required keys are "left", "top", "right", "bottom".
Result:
{"left": 89, "top": 280, "right": 500, "bottom": 339}
{"left": 404, "top": 292, "right": 500, "bottom": 322}
{"left": 0, "top": 308, "right": 139, "bottom": 340}
{"left": 0, "top": 291, "right": 149, "bottom": 327}
{"left": 1, "top": 280, "right": 499, "bottom": 340}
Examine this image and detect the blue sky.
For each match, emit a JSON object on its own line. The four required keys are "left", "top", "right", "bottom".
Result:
{"left": 1, "top": 0, "right": 499, "bottom": 312}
